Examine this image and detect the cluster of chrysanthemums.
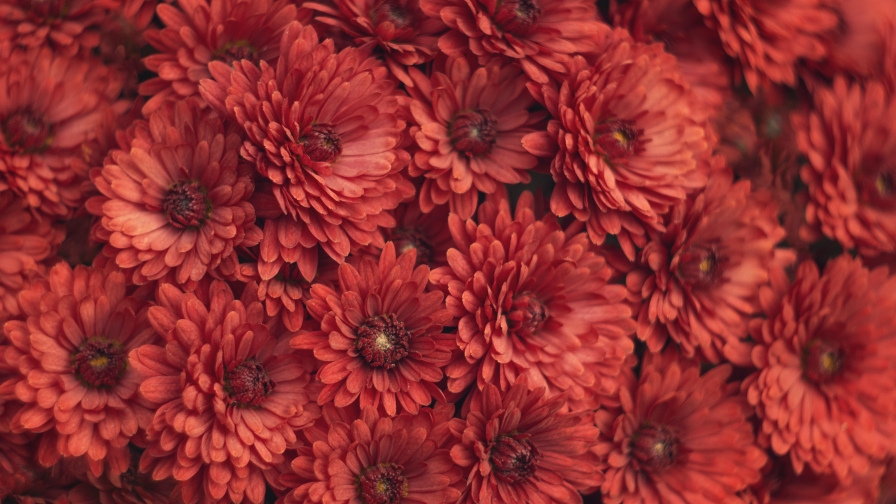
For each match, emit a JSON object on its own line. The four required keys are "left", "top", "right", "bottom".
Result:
{"left": 3, "top": 0, "right": 896, "bottom": 503}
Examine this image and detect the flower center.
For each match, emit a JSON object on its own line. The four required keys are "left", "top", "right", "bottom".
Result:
{"left": 163, "top": 181, "right": 211, "bottom": 229}
{"left": 357, "top": 463, "right": 408, "bottom": 504}
{"left": 356, "top": 314, "right": 411, "bottom": 369}
{"left": 391, "top": 228, "right": 432, "bottom": 266}
{"left": 213, "top": 40, "right": 258, "bottom": 65}
{"left": 857, "top": 165, "right": 896, "bottom": 210}
{"left": 676, "top": 245, "right": 723, "bottom": 287}
{"left": 224, "top": 361, "right": 276, "bottom": 407}
{"left": 494, "top": 0, "right": 541, "bottom": 36}
{"left": 510, "top": 292, "right": 549, "bottom": 338}
{"left": 371, "top": 1, "right": 412, "bottom": 29}
{"left": 3, "top": 110, "right": 53, "bottom": 153}
{"left": 450, "top": 109, "right": 498, "bottom": 156}
{"left": 632, "top": 423, "right": 679, "bottom": 471}
{"left": 594, "top": 119, "right": 642, "bottom": 161}
{"left": 71, "top": 337, "right": 128, "bottom": 389}
{"left": 490, "top": 432, "right": 539, "bottom": 483}
{"left": 802, "top": 339, "right": 843, "bottom": 383}
{"left": 302, "top": 124, "right": 342, "bottom": 163}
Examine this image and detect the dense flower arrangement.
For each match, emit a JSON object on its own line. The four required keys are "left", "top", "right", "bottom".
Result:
{"left": 2, "top": 0, "right": 896, "bottom": 503}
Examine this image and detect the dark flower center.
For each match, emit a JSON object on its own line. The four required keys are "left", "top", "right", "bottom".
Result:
{"left": 302, "top": 124, "right": 342, "bottom": 163}
{"left": 802, "top": 339, "right": 843, "bottom": 383}
{"left": 676, "top": 245, "right": 724, "bottom": 287}
{"left": 490, "top": 432, "right": 539, "bottom": 483}
{"left": 371, "top": 1, "right": 412, "bottom": 29}
{"left": 71, "top": 337, "right": 129, "bottom": 389}
{"left": 357, "top": 463, "right": 408, "bottom": 504}
{"left": 213, "top": 40, "right": 258, "bottom": 65}
{"left": 594, "top": 120, "right": 642, "bottom": 161}
{"left": 494, "top": 0, "right": 541, "bottom": 36}
{"left": 3, "top": 110, "right": 53, "bottom": 153}
{"left": 224, "top": 361, "right": 276, "bottom": 407}
{"left": 632, "top": 423, "right": 679, "bottom": 471}
{"left": 510, "top": 292, "right": 549, "bottom": 338}
{"left": 163, "top": 181, "right": 211, "bottom": 229}
{"left": 857, "top": 165, "right": 896, "bottom": 210}
{"left": 390, "top": 229, "right": 432, "bottom": 266}
{"left": 450, "top": 109, "right": 498, "bottom": 156}
{"left": 356, "top": 314, "right": 411, "bottom": 369}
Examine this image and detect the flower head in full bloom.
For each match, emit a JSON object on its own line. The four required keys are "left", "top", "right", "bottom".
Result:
{"left": 596, "top": 349, "right": 766, "bottom": 503}
{"left": 200, "top": 21, "right": 414, "bottom": 263}
{"left": 627, "top": 170, "right": 795, "bottom": 364}
{"left": 0, "top": 263, "right": 157, "bottom": 480}
{"left": 522, "top": 30, "right": 712, "bottom": 259}
{"left": 307, "top": 0, "right": 447, "bottom": 85}
{"left": 420, "top": 0, "right": 609, "bottom": 83}
{"left": 0, "top": 46, "right": 127, "bottom": 216}
{"left": 0, "top": 0, "right": 115, "bottom": 56}
{"left": 743, "top": 255, "right": 896, "bottom": 482}
{"left": 87, "top": 98, "right": 261, "bottom": 286}
{"left": 692, "top": 0, "right": 838, "bottom": 91}
{"left": 283, "top": 403, "right": 463, "bottom": 504}
{"left": 451, "top": 377, "right": 602, "bottom": 503}
{"left": 130, "top": 280, "right": 318, "bottom": 504}
{"left": 139, "top": 0, "right": 306, "bottom": 114}
{"left": 292, "top": 242, "right": 454, "bottom": 416}
{"left": 430, "top": 192, "right": 637, "bottom": 409}
{"left": 794, "top": 76, "right": 896, "bottom": 256}
{"left": 407, "top": 54, "right": 542, "bottom": 220}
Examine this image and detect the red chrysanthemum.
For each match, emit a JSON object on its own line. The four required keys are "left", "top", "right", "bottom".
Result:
{"left": 291, "top": 242, "right": 454, "bottom": 416}
{"left": 522, "top": 30, "right": 712, "bottom": 260}
{"left": 743, "top": 256, "right": 896, "bottom": 482}
{"left": 0, "top": 263, "right": 157, "bottom": 480}
{"left": 307, "top": 0, "right": 447, "bottom": 85}
{"left": 406, "top": 54, "right": 542, "bottom": 220}
{"left": 200, "top": 21, "right": 415, "bottom": 263}
{"left": 0, "top": 193, "right": 62, "bottom": 324}
{"left": 595, "top": 349, "right": 766, "bottom": 503}
{"left": 283, "top": 403, "right": 463, "bottom": 504}
{"left": 451, "top": 377, "right": 601, "bottom": 503}
{"left": 420, "top": 0, "right": 609, "bottom": 83}
{"left": 376, "top": 197, "right": 454, "bottom": 269}
{"left": 0, "top": 46, "right": 127, "bottom": 217}
{"left": 130, "top": 280, "right": 318, "bottom": 504}
{"left": 794, "top": 76, "right": 896, "bottom": 256}
{"left": 692, "top": 0, "right": 838, "bottom": 91}
{"left": 87, "top": 98, "right": 261, "bottom": 286}
{"left": 742, "top": 456, "right": 885, "bottom": 504}
{"left": 430, "top": 192, "right": 637, "bottom": 410}
{"left": 813, "top": 0, "right": 896, "bottom": 79}
{"left": 0, "top": 0, "right": 115, "bottom": 56}
{"left": 138, "top": 0, "right": 307, "bottom": 114}
{"left": 627, "top": 169, "right": 795, "bottom": 364}
{"left": 615, "top": 0, "right": 732, "bottom": 115}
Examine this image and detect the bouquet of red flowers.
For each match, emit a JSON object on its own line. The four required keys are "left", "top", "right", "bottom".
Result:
{"left": 2, "top": 0, "right": 896, "bottom": 502}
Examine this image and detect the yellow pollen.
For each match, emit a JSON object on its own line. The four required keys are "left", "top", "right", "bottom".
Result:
{"left": 376, "top": 481, "right": 387, "bottom": 494}
{"left": 821, "top": 352, "right": 838, "bottom": 372}
{"left": 612, "top": 130, "right": 629, "bottom": 146}
{"left": 699, "top": 257, "right": 713, "bottom": 273}
{"left": 89, "top": 355, "right": 110, "bottom": 369}
{"left": 375, "top": 332, "right": 391, "bottom": 351}
{"left": 876, "top": 175, "right": 890, "bottom": 196}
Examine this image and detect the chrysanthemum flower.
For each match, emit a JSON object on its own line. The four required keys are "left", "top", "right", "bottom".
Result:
{"left": 794, "top": 76, "right": 896, "bottom": 256}
{"left": 451, "top": 377, "right": 601, "bottom": 503}
{"left": 419, "top": 0, "right": 609, "bottom": 83}
{"left": 626, "top": 170, "right": 795, "bottom": 364}
{"left": 130, "top": 280, "right": 318, "bottom": 504}
{"left": 743, "top": 255, "right": 896, "bottom": 482}
{"left": 430, "top": 192, "right": 636, "bottom": 409}
{"left": 283, "top": 403, "right": 462, "bottom": 504}
{"left": 406, "top": 54, "right": 541, "bottom": 220}
{"left": 596, "top": 350, "right": 766, "bottom": 503}
{"left": 0, "top": 0, "right": 113, "bottom": 56}
{"left": 378, "top": 198, "right": 454, "bottom": 268}
{"left": 138, "top": 0, "right": 306, "bottom": 114}
{"left": 522, "top": 30, "right": 712, "bottom": 259}
{"left": 291, "top": 242, "right": 454, "bottom": 415}
{"left": 0, "top": 263, "right": 157, "bottom": 480}
{"left": 200, "top": 21, "right": 415, "bottom": 263}
{"left": 692, "top": 0, "right": 838, "bottom": 91}
{"left": 0, "top": 46, "right": 127, "bottom": 217}
{"left": 742, "top": 456, "right": 885, "bottom": 504}
{"left": 307, "top": 0, "right": 446, "bottom": 85}
{"left": 79, "top": 445, "right": 178, "bottom": 504}
{"left": 0, "top": 193, "right": 62, "bottom": 323}
{"left": 87, "top": 98, "right": 261, "bottom": 286}
{"left": 811, "top": 0, "right": 896, "bottom": 79}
